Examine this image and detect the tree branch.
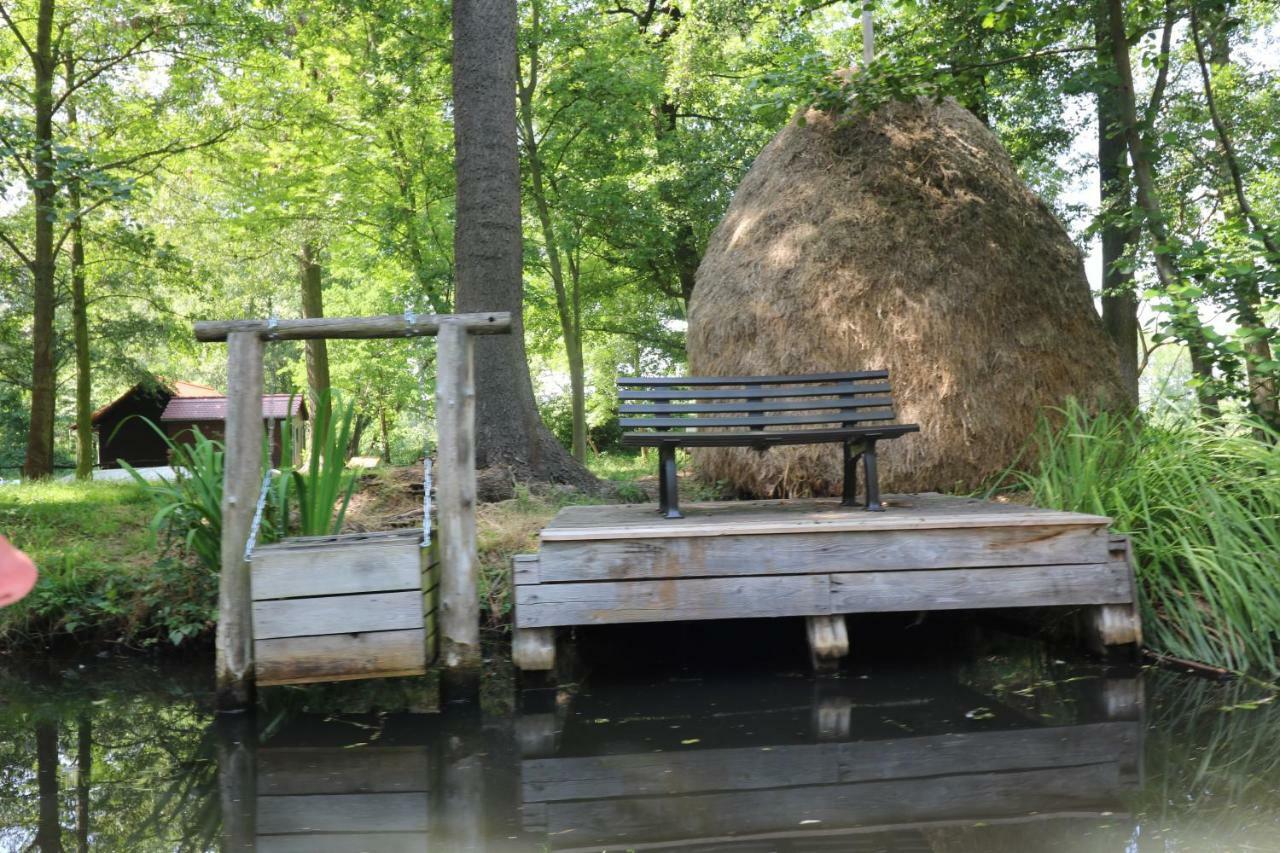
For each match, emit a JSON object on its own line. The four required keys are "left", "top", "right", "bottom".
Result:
{"left": 0, "top": 227, "right": 32, "bottom": 268}
{"left": 1143, "top": 0, "right": 1175, "bottom": 129}
{"left": 52, "top": 28, "right": 158, "bottom": 115}
{"left": 0, "top": 2, "right": 36, "bottom": 62}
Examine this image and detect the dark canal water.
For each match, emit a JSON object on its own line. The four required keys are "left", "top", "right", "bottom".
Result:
{"left": 3, "top": 615, "right": 1280, "bottom": 852}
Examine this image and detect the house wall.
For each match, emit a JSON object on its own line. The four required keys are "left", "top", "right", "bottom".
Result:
{"left": 166, "top": 418, "right": 297, "bottom": 467}
{"left": 97, "top": 392, "right": 171, "bottom": 468}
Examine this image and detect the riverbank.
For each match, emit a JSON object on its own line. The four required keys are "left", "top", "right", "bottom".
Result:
{"left": 0, "top": 454, "right": 661, "bottom": 652}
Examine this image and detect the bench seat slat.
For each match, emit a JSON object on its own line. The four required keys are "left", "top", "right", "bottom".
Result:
{"left": 619, "top": 396, "right": 894, "bottom": 415}
{"left": 620, "top": 382, "right": 891, "bottom": 401}
{"left": 620, "top": 424, "right": 920, "bottom": 447}
{"left": 620, "top": 410, "right": 894, "bottom": 429}
{"left": 617, "top": 370, "right": 888, "bottom": 387}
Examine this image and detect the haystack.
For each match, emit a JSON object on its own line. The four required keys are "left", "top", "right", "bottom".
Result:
{"left": 688, "top": 97, "right": 1124, "bottom": 496}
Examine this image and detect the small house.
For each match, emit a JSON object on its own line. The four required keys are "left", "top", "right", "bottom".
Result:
{"left": 90, "top": 378, "right": 307, "bottom": 469}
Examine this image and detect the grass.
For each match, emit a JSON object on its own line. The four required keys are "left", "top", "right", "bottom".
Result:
{"left": 992, "top": 400, "right": 1280, "bottom": 675}
{"left": 0, "top": 480, "right": 215, "bottom": 648}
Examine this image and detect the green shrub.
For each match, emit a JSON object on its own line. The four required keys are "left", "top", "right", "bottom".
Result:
{"left": 994, "top": 400, "right": 1280, "bottom": 674}
{"left": 276, "top": 390, "right": 358, "bottom": 537}
{"left": 122, "top": 423, "right": 227, "bottom": 573}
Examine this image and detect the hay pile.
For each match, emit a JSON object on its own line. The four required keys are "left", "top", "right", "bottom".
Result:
{"left": 688, "top": 97, "right": 1124, "bottom": 496}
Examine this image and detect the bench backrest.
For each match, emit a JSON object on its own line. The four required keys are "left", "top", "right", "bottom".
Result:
{"left": 618, "top": 371, "right": 899, "bottom": 432}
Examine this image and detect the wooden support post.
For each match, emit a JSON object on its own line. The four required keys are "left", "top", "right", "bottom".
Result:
{"left": 436, "top": 321, "right": 480, "bottom": 701}
{"left": 806, "top": 614, "right": 849, "bottom": 672}
{"left": 218, "top": 331, "right": 263, "bottom": 710}
{"left": 513, "top": 627, "right": 556, "bottom": 671}
{"left": 215, "top": 712, "right": 257, "bottom": 849}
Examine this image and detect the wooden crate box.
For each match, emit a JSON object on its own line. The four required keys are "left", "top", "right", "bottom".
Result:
{"left": 251, "top": 529, "right": 438, "bottom": 686}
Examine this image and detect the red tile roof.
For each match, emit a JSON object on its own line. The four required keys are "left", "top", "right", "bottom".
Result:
{"left": 161, "top": 394, "right": 306, "bottom": 422}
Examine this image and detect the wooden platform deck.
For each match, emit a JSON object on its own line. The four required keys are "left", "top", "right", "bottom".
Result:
{"left": 512, "top": 494, "right": 1141, "bottom": 670}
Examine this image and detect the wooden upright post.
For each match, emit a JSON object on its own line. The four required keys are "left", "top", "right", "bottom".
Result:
{"left": 436, "top": 321, "right": 480, "bottom": 699}
{"left": 218, "top": 331, "right": 264, "bottom": 710}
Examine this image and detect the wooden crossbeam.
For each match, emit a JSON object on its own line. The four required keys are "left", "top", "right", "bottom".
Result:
{"left": 194, "top": 312, "right": 512, "bottom": 342}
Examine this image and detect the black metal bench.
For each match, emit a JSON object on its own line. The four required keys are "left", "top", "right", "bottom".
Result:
{"left": 618, "top": 371, "right": 919, "bottom": 518}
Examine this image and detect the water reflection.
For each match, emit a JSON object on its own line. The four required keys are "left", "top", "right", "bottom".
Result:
{"left": 4, "top": 629, "right": 1280, "bottom": 851}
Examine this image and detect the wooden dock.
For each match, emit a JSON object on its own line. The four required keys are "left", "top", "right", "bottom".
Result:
{"left": 513, "top": 494, "right": 1141, "bottom": 670}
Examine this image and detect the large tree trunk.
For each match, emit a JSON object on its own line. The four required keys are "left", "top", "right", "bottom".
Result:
{"left": 451, "top": 0, "right": 594, "bottom": 487}
{"left": 1107, "top": 0, "right": 1220, "bottom": 417}
{"left": 1095, "top": 0, "right": 1140, "bottom": 408}
{"left": 299, "top": 242, "right": 331, "bottom": 441}
{"left": 23, "top": 0, "right": 58, "bottom": 479}
{"left": 66, "top": 58, "right": 93, "bottom": 479}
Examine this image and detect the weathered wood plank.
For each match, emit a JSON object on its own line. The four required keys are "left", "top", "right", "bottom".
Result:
{"left": 515, "top": 575, "right": 830, "bottom": 628}
{"left": 257, "top": 834, "right": 429, "bottom": 853}
{"left": 537, "top": 525, "right": 1110, "bottom": 582}
{"left": 436, "top": 321, "right": 480, "bottom": 674}
{"left": 255, "top": 630, "right": 427, "bottom": 686}
{"left": 258, "top": 746, "right": 430, "bottom": 795}
{"left": 256, "top": 792, "right": 428, "bottom": 834}
{"left": 253, "top": 591, "right": 424, "bottom": 639}
{"left": 195, "top": 311, "right": 511, "bottom": 341}
{"left": 217, "top": 331, "right": 264, "bottom": 709}
{"left": 252, "top": 534, "right": 423, "bottom": 600}
{"left": 540, "top": 495, "right": 1111, "bottom": 542}
{"left": 522, "top": 722, "right": 1136, "bottom": 803}
{"left": 830, "top": 563, "right": 1132, "bottom": 613}
{"left": 513, "top": 553, "right": 540, "bottom": 585}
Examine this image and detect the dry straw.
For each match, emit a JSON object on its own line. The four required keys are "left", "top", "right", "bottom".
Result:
{"left": 688, "top": 98, "right": 1124, "bottom": 495}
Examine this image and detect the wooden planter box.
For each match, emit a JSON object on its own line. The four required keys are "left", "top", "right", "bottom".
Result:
{"left": 250, "top": 529, "right": 438, "bottom": 686}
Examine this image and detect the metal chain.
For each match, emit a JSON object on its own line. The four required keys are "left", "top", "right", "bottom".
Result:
{"left": 243, "top": 415, "right": 277, "bottom": 563}
{"left": 421, "top": 455, "right": 432, "bottom": 549}
{"left": 243, "top": 319, "right": 279, "bottom": 564}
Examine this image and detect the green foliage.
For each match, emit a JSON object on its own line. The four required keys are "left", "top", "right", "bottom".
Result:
{"left": 995, "top": 400, "right": 1280, "bottom": 674}
{"left": 275, "top": 391, "right": 358, "bottom": 537}
{"left": 121, "top": 421, "right": 225, "bottom": 573}
{"left": 0, "top": 481, "right": 215, "bottom": 648}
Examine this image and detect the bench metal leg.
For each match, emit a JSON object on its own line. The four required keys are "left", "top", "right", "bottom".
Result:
{"left": 862, "top": 440, "right": 883, "bottom": 511}
{"left": 658, "top": 445, "right": 683, "bottom": 519}
{"left": 841, "top": 441, "right": 861, "bottom": 507}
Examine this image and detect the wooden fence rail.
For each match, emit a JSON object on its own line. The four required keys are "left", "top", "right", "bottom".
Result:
{"left": 204, "top": 312, "right": 510, "bottom": 710}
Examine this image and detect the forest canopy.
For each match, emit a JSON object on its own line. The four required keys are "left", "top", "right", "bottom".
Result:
{"left": 1, "top": 0, "right": 1277, "bottom": 478}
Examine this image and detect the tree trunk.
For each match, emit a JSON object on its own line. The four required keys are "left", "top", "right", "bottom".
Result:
{"left": 518, "top": 5, "right": 587, "bottom": 462}
{"left": 23, "top": 0, "right": 58, "bottom": 479}
{"left": 379, "top": 405, "right": 391, "bottom": 462}
{"left": 451, "top": 0, "right": 595, "bottom": 488}
{"left": 75, "top": 715, "right": 91, "bottom": 853}
{"left": 35, "top": 720, "right": 63, "bottom": 852}
{"left": 1095, "top": 0, "right": 1140, "bottom": 408}
{"left": 1188, "top": 6, "right": 1279, "bottom": 432}
{"left": 1106, "top": 0, "right": 1220, "bottom": 417}
{"left": 299, "top": 242, "right": 331, "bottom": 442}
{"left": 66, "top": 58, "right": 93, "bottom": 479}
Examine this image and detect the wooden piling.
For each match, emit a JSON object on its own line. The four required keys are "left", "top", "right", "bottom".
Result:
{"left": 218, "top": 331, "right": 264, "bottom": 711}
{"left": 436, "top": 321, "right": 480, "bottom": 699}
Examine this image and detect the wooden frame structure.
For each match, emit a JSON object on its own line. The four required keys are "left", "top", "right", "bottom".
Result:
{"left": 196, "top": 311, "right": 510, "bottom": 709}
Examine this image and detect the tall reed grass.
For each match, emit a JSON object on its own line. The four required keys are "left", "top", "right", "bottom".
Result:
{"left": 992, "top": 400, "right": 1280, "bottom": 675}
